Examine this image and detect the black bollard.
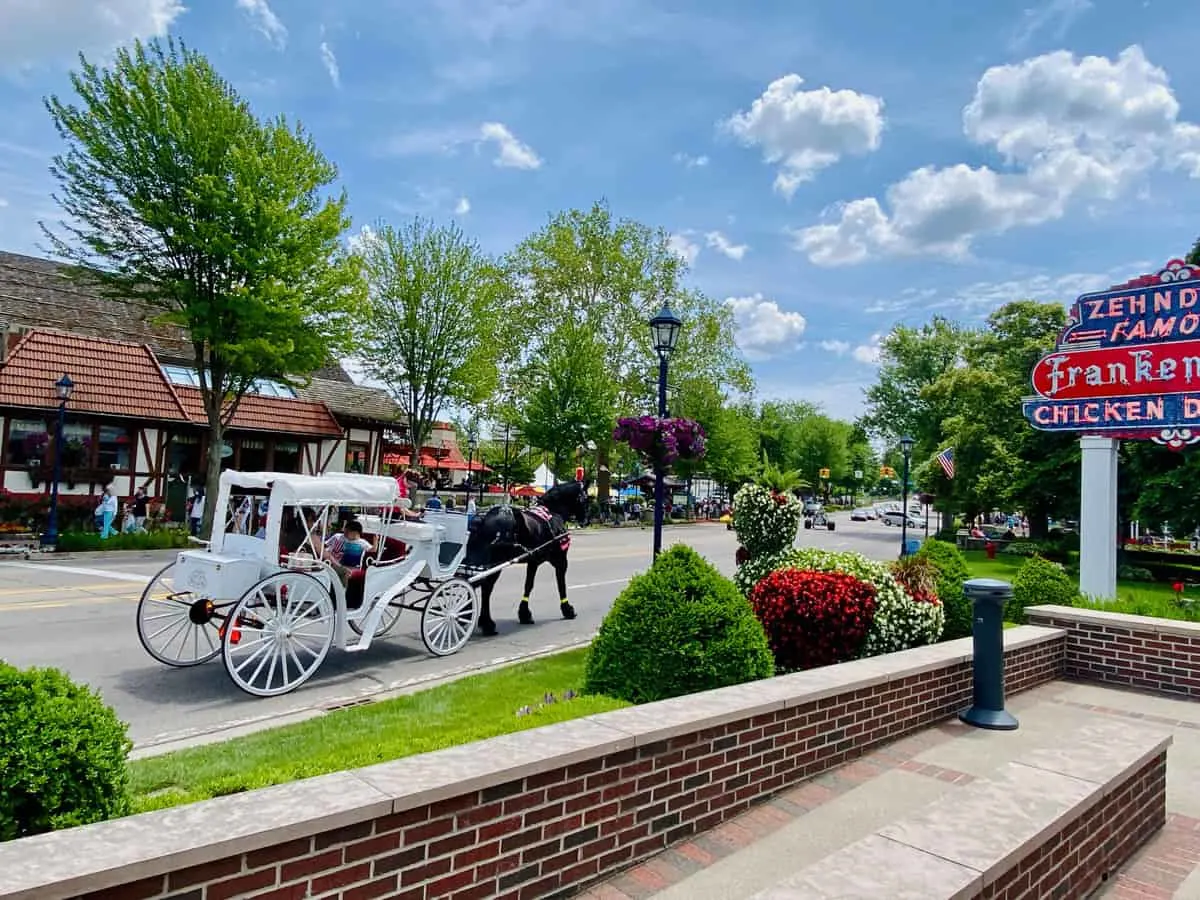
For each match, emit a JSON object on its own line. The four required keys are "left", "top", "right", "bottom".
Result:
{"left": 959, "top": 577, "right": 1019, "bottom": 731}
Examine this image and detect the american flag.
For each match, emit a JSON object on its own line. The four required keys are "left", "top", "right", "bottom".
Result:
{"left": 936, "top": 447, "right": 955, "bottom": 479}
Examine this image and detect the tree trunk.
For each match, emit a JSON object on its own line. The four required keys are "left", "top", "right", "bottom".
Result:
{"left": 596, "top": 446, "right": 611, "bottom": 502}
{"left": 202, "top": 418, "right": 224, "bottom": 540}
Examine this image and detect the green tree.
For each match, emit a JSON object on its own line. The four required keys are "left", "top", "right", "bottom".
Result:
{"left": 43, "top": 39, "right": 363, "bottom": 532}
{"left": 506, "top": 201, "right": 752, "bottom": 496}
{"left": 517, "top": 326, "right": 617, "bottom": 479}
{"left": 357, "top": 218, "right": 511, "bottom": 462}
{"left": 861, "top": 317, "right": 968, "bottom": 456}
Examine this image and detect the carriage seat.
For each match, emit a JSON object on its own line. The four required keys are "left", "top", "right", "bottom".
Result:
{"left": 387, "top": 520, "right": 439, "bottom": 543}
{"left": 345, "top": 536, "right": 409, "bottom": 609}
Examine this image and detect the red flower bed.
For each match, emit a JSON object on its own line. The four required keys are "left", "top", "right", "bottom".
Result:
{"left": 749, "top": 568, "right": 877, "bottom": 671}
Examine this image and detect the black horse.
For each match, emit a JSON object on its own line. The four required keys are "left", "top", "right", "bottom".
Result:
{"left": 464, "top": 480, "right": 589, "bottom": 636}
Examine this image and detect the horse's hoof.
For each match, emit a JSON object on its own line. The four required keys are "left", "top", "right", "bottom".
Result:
{"left": 518, "top": 604, "right": 535, "bottom": 626}
{"left": 479, "top": 618, "right": 497, "bottom": 637}
{"left": 560, "top": 602, "right": 577, "bottom": 621}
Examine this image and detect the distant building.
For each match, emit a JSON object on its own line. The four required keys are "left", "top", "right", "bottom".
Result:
{"left": 0, "top": 251, "right": 481, "bottom": 500}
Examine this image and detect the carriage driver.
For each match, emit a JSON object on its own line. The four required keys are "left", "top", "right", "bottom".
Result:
{"left": 322, "top": 519, "right": 375, "bottom": 586}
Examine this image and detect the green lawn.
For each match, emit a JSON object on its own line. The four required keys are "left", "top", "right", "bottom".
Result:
{"left": 961, "top": 550, "right": 1200, "bottom": 622}
{"left": 129, "top": 648, "right": 625, "bottom": 813}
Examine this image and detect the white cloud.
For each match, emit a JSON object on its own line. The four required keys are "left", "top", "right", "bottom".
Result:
{"left": 674, "top": 152, "right": 709, "bottom": 168}
{"left": 236, "top": 0, "right": 287, "bottom": 48}
{"left": 853, "top": 334, "right": 883, "bottom": 365}
{"left": 724, "top": 294, "right": 807, "bottom": 360}
{"left": 454, "top": 196, "right": 471, "bottom": 215}
{"left": 820, "top": 339, "right": 850, "bottom": 356}
{"left": 0, "top": 0, "right": 184, "bottom": 71}
{"left": 722, "top": 74, "right": 885, "bottom": 198}
{"left": 1010, "top": 0, "right": 1092, "bottom": 50}
{"left": 479, "top": 122, "right": 542, "bottom": 169}
{"left": 667, "top": 233, "right": 699, "bottom": 266}
{"left": 347, "top": 224, "right": 378, "bottom": 254}
{"left": 705, "top": 231, "right": 748, "bottom": 261}
{"left": 794, "top": 46, "right": 1200, "bottom": 266}
{"left": 319, "top": 41, "right": 340, "bottom": 88}
{"left": 757, "top": 376, "right": 868, "bottom": 421}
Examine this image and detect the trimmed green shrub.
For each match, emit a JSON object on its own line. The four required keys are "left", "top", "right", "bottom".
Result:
{"left": 55, "top": 528, "right": 191, "bottom": 553}
{"left": 915, "top": 539, "right": 972, "bottom": 640}
{"left": 1011, "top": 556, "right": 1079, "bottom": 622}
{"left": 0, "top": 664, "right": 132, "bottom": 841}
{"left": 1117, "top": 564, "right": 1154, "bottom": 583}
{"left": 584, "top": 545, "right": 774, "bottom": 704}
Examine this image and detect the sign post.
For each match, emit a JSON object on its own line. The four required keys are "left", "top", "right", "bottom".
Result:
{"left": 1023, "top": 259, "right": 1200, "bottom": 600}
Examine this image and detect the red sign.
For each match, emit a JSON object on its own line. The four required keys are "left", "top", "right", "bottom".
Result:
{"left": 1031, "top": 339, "right": 1200, "bottom": 401}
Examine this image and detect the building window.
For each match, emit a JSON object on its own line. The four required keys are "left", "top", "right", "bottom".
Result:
{"left": 275, "top": 441, "right": 301, "bottom": 473}
{"left": 61, "top": 421, "right": 94, "bottom": 468}
{"left": 346, "top": 442, "right": 369, "bottom": 473}
{"left": 162, "top": 365, "right": 202, "bottom": 387}
{"left": 96, "top": 425, "right": 132, "bottom": 471}
{"left": 6, "top": 419, "right": 49, "bottom": 465}
{"left": 251, "top": 379, "right": 297, "bottom": 399}
{"left": 240, "top": 438, "right": 268, "bottom": 471}
{"left": 161, "top": 364, "right": 296, "bottom": 399}
{"left": 166, "top": 433, "right": 202, "bottom": 477}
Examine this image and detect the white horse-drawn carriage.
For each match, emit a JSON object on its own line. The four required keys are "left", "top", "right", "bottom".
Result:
{"left": 135, "top": 470, "right": 485, "bottom": 696}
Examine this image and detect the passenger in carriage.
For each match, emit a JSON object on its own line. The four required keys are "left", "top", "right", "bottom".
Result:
{"left": 322, "top": 520, "right": 374, "bottom": 584}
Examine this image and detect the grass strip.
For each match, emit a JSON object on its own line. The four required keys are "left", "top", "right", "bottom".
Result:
{"left": 129, "top": 648, "right": 624, "bottom": 812}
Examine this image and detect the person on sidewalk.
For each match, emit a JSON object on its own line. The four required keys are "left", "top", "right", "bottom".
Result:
{"left": 97, "top": 486, "right": 118, "bottom": 539}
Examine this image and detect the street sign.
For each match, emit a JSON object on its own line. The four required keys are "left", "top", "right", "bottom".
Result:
{"left": 1023, "top": 259, "right": 1200, "bottom": 448}
{"left": 853, "top": 469, "right": 863, "bottom": 480}
{"left": 819, "top": 468, "right": 830, "bottom": 479}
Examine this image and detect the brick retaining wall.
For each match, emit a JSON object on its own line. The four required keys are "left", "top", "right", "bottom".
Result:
{"left": 1026, "top": 604, "right": 1200, "bottom": 700}
{"left": 0, "top": 627, "right": 1065, "bottom": 900}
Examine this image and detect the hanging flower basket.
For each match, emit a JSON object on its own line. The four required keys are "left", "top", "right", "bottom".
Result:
{"left": 613, "top": 416, "right": 706, "bottom": 468}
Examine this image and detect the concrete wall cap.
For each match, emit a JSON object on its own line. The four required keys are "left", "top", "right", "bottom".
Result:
{"left": 1027, "top": 604, "right": 1200, "bottom": 640}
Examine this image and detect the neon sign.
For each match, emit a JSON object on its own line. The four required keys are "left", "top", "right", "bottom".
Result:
{"left": 1023, "top": 260, "right": 1200, "bottom": 449}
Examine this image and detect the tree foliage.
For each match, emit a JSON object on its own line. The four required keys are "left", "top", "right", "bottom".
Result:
{"left": 43, "top": 38, "right": 362, "bottom": 529}
{"left": 357, "top": 218, "right": 510, "bottom": 460}
{"left": 502, "top": 201, "right": 751, "bottom": 493}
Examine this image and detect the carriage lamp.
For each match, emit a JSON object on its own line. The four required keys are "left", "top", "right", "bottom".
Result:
{"left": 899, "top": 435, "right": 915, "bottom": 559}
{"left": 648, "top": 306, "right": 682, "bottom": 559}
{"left": 41, "top": 373, "right": 76, "bottom": 548}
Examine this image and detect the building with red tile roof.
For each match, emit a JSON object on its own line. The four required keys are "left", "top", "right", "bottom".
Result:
{"left": 0, "top": 252, "right": 476, "bottom": 509}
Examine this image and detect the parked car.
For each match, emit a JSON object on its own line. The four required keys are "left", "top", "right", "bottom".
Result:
{"left": 881, "top": 510, "right": 919, "bottom": 528}
{"left": 850, "top": 508, "right": 872, "bottom": 521}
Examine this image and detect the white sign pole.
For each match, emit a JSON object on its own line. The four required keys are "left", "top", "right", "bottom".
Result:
{"left": 1078, "top": 435, "right": 1119, "bottom": 601}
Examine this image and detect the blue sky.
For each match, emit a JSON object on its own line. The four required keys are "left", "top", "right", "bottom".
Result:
{"left": 3, "top": 0, "right": 1200, "bottom": 419}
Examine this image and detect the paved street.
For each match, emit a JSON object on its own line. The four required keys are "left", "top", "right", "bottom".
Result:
{"left": 0, "top": 516, "right": 913, "bottom": 751}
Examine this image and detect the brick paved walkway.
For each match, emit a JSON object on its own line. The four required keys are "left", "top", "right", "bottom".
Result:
{"left": 573, "top": 680, "right": 1200, "bottom": 899}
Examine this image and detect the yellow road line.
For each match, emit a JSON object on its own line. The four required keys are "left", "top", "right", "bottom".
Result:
{"left": 0, "top": 583, "right": 137, "bottom": 597}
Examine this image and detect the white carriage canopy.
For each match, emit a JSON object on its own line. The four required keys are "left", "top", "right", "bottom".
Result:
{"left": 218, "top": 470, "right": 402, "bottom": 506}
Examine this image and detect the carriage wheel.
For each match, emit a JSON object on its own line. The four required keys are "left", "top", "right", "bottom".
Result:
{"left": 420, "top": 579, "right": 479, "bottom": 657}
{"left": 136, "top": 561, "right": 229, "bottom": 667}
{"left": 348, "top": 598, "right": 404, "bottom": 638}
{"left": 222, "top": 571, "right": 335, "bottom": 697}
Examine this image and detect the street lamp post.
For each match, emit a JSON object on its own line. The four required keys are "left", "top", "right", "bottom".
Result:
{"left": 466, "top": 431, "right": 478, "bottom": 499}
{"left": 899, "top": 435, "right": 915, "bottom": 558}
{"left": 649, "top": 305, "right": 682, "bottom": 558}
{"left": 42, "top": 373, "right": 75, "bottom": 548}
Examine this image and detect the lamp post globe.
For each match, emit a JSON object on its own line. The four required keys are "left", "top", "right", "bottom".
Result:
{"left": 43, "top": 373, "right": 76, "bottom": 548}
{"left": 649, "top": 305, "right": 682, "bottom": 559}
{"left": 899, "top": 435, "right": 915, "bottom": 558}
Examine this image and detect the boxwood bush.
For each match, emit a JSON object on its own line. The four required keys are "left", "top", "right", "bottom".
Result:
{"left": 915, "top": 539, "right": 972, "bottom": 640}
{"left": 0, "top": 664, "right": 132, "bottom": 841}
{"left": 1011, "top": 556, "right": 1080, "bottom": 622}
{"left": 583, "top": 545, "right": 774, "bottom": 704}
